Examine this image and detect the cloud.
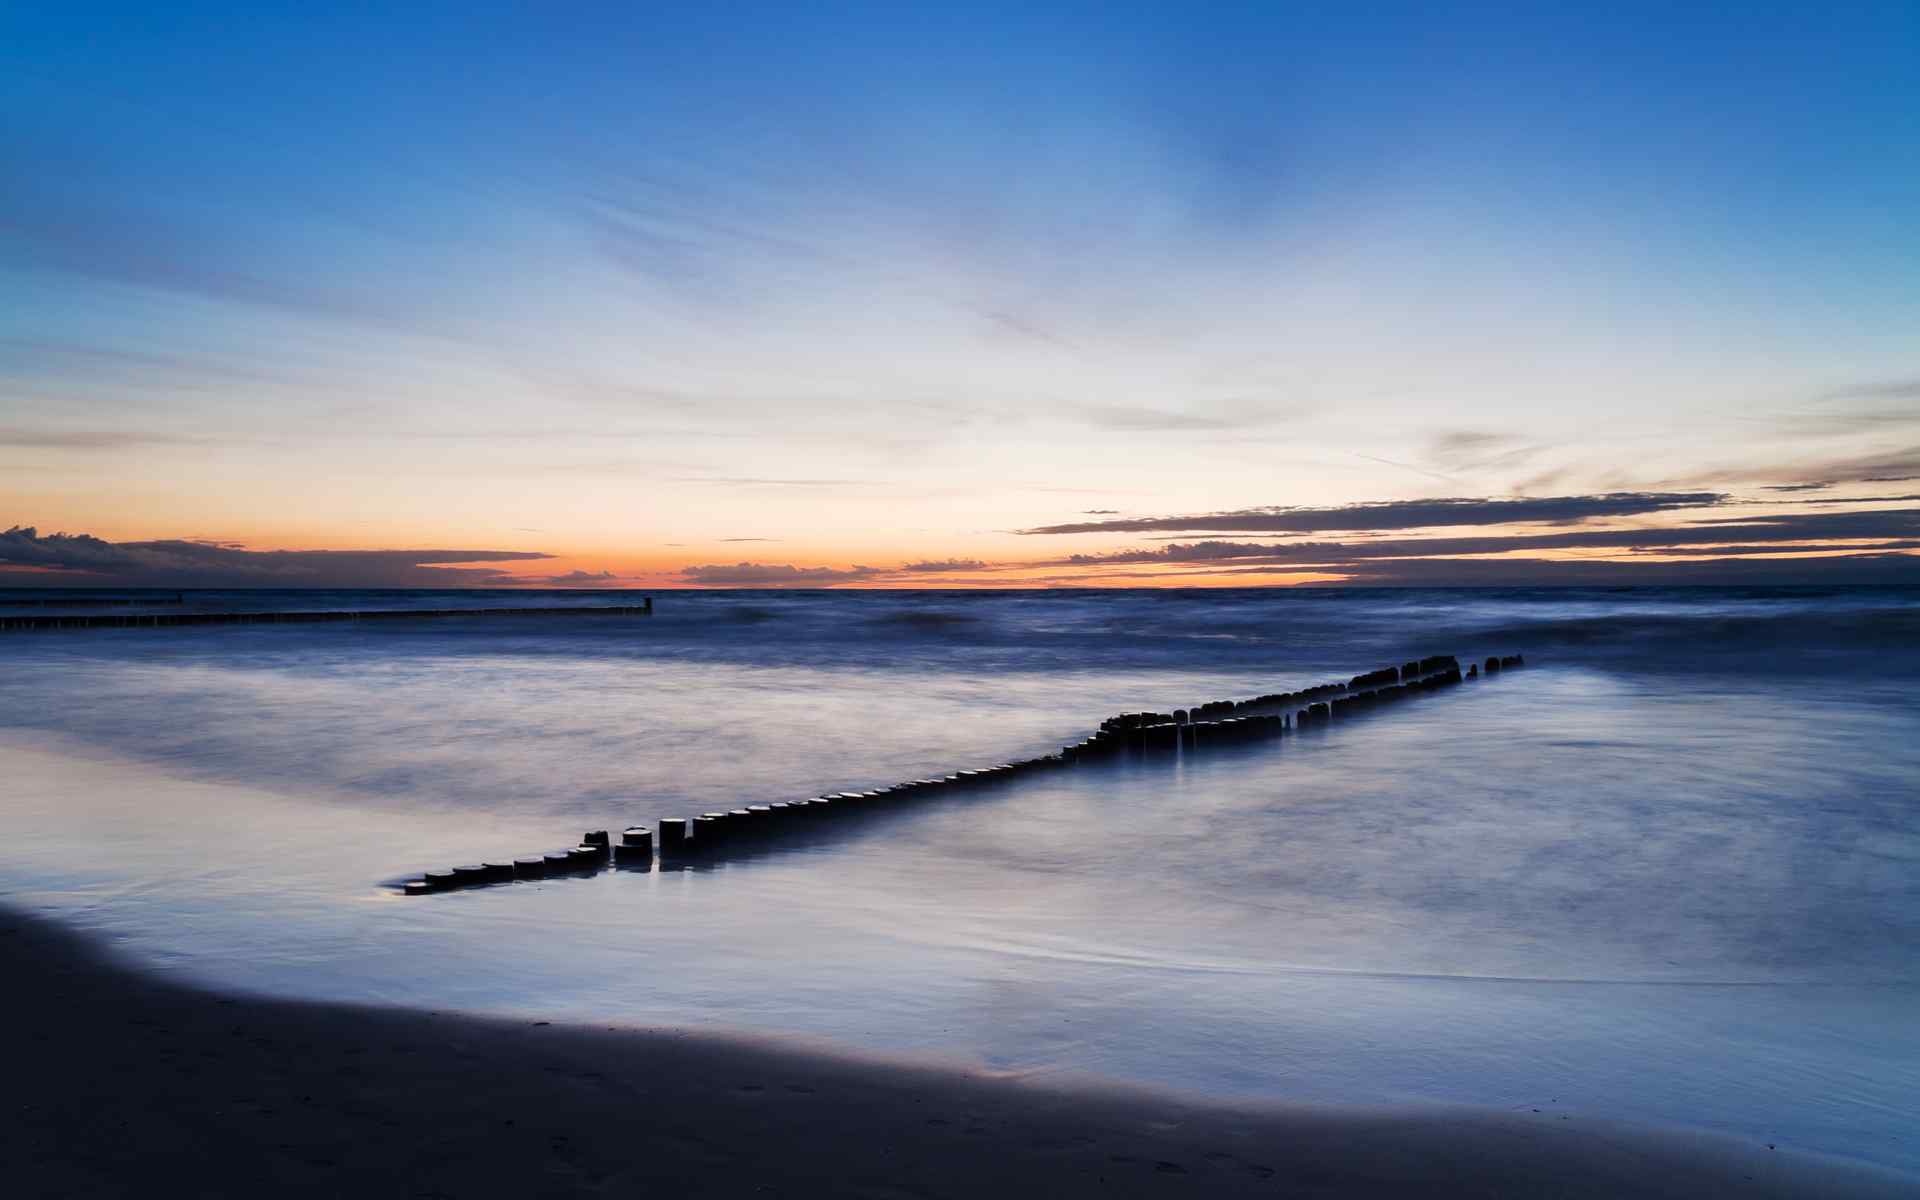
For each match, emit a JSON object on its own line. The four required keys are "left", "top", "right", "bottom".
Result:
{"left": 1422, "top": 430, "right": 1544, "bottom": 475}
{"left": 0, "top": 336, "right": 281, "bottom": 390}
{"left": 1814, "top": 379, "right": 1920, "bottom": 403}
{"left": 720, "top": 537, "right": 783, "bottom": 542}
{"left": 1074, "top": 404, "right": 1237, "bottom": 432}
{"left": 976, "top": 308, "right": 1079, "bottom": 351}
{"left": 1689, "top": 446, "right": 1920, "bottom": 490}
{"left": 1623, "top": 541, "right": 1920, "bottom": 557}
{"left": 667, "top": 475, "right": 876, "bottom": 488}
{"left": 1066, "top": 540, "right": 1287, "bottom": 565}
{"left": 1348, "top": 452, "right": 1457, "bottom": 483}
{"left": 0, "top": 527, "right": 137, "bottom": 574}
{"left": 0, "top": 429, "right": 215, "bottom": 450}
{"left": 680, "top": 557, "right": 994, "bottom": 583}
{"left": 1018, "top": 492, "right": 1727, "bottom": 535}
{"left": 521, "top": 569, "right": 622, "bottom": 586}
{"left": 679, "top": 561, "right": 883, "bottom": 586}
{"left": 1430, "top": 430, "right": 1509, "bottom": 456}
{"left": 0, "top": 526, "right": 552, "bottom": 587}
{"left": 1081, "top": 509, "right": 1120, "bottom": 514}
{"left": 898, "top": 558, "right": 990, "bottom": 572}
{"left": 0, "top": 181, "right": 431, "bottom": 338}
{"left": 1243, "top": 552, "right": 1920, "bottom": 587}
{"left": 1509, "top": 464, "right": 1574, "bottom": 494}
{"left": 1777, "top": 410, "right": 1920, "bottom": 437}
{"left": 1761, "top": 482, "right": 1831, "bottom": 493}
{"left": 1683, "top": 509, "right": 1920, "bottom": 534}
{"left": 1754, "top": 493, "right": 1920, "bottom": 507}
{"left": 1053, "top": 509, "right": 1920, "bottom": 570}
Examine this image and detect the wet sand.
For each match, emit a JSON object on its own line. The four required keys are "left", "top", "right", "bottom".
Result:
{"left": 2, "top": 908, "right": 1907, "bottom": 1199}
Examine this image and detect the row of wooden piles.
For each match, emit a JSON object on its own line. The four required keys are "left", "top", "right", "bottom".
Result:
{"left": 401, "top": 651, "right": 1525, "bottom": 895}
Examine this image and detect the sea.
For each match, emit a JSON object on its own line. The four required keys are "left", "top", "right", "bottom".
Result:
{"left": 1, "top": 586, "right": 1915, "bottom": 1174}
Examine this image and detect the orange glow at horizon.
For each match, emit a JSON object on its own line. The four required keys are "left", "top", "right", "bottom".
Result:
{"left": 8, "top": 491, "right": 1918, "bottom": 589}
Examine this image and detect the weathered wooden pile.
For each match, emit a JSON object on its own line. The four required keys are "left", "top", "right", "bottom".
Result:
{"left": 400, "top": 650, "right": 1525, "bottom": 894}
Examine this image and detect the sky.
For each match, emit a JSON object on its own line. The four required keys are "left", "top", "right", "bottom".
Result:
{"left": 3, "top": 1, "right": 1918, "bottom": 588}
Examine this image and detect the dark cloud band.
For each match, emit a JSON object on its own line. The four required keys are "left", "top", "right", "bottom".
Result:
{"left": 1059, "top": 508, "right": 1920, "bottom": 569}
{"left": 1019, "top": 492, "right": 1726, "bottom": 536}
{"left": 0, "top": 526, "right": 552, "bottom": 588}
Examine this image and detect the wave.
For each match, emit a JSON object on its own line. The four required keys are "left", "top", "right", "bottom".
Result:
{"left": 867, "top": 611, "right": 980, "bottom": 631}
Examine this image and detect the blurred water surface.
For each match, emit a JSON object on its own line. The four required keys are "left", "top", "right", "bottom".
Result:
{"left": 1, "top": 587, "right": 1916, "bottom": 1172}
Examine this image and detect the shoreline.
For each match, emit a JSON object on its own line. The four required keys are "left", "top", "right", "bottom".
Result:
{"left": 3, "top": 906, "right": 1909, "bottom": 1198}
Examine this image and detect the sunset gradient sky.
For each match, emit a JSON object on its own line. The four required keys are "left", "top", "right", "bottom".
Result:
{"left": 4, "top": 3, "right": 1917, "bottom": 587}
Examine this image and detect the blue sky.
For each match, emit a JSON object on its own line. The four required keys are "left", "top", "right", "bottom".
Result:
{"left": 3, "top": 2, "right": 1917, "bottom": 585}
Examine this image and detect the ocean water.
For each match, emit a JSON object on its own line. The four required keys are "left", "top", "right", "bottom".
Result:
{"left": 1, "top": 587, "right": 1916, "bottom": 1173}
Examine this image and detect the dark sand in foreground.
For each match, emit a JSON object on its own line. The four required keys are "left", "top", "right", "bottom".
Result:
{"left": 2, "top": 909, "right": 1908, "bottom": 1198}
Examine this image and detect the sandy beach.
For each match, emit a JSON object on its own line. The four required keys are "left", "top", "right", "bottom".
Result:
{"left": 3, "top": 907, "right": 1908, "bottom": 1199}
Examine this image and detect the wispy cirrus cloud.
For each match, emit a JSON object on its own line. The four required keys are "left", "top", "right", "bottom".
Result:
{"left": 1019, "top": 492, "right": 1726, "bottom": 536}
{"left": 1734, "top": 386, "right": 1920, "bottom": 445}
{"left": 666, "top": 475, "right": 878, "bottom": 488}
{"left": 1813, "top": 379, "right": 1920, "bottom": 403}
{"left": 1423, "top": 430, "right": 1545, "bottom": 475}
{"left": 1779, "top": 444, "right": 1920, "bottom": 485}
{"left": 0, "top": 180, "right": 434, "bottom": 339}
{"left": 0, "top": 428, "right": 216, "bottom": 450}
{"left": 1073, "top": 403, "right": 1281, "bottom": 432}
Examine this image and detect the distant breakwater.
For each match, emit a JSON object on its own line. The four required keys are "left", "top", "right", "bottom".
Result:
{"left": 400, "top": 651, "right": 1526, "bottom": 895}
{"left": 0, "top": 593, "right": 186, "bottom": 607}
{"left": 0, "top": 600, "right": 653, "bottom": 632}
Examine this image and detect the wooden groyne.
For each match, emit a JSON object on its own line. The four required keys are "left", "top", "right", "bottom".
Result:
{"left": 400, "top": 650, "right": 1525, "bottom": 894}
{"left": 0, "top": 599, "right": 653, "bottom": 632}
